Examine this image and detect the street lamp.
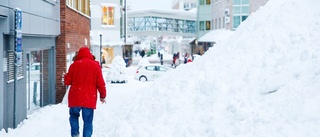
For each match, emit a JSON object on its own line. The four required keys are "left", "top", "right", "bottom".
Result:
{"left": 100, "top": 34, "right": 102, "bottom": 68}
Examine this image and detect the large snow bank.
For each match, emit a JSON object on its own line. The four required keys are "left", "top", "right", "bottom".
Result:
{"left": 112, "top": 0, "right": 320, "bottom": 136}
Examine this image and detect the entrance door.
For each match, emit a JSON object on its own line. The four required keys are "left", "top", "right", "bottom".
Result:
{"left": 26, "top": 51, "right": 42, "bottom": 111}
{"left": 26, "top": 49, "right": 51, "bottom": 112}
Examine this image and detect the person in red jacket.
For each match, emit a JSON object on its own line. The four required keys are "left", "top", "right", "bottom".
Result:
{"left": 64, "top": 46, "right": 106, "bottom": 137}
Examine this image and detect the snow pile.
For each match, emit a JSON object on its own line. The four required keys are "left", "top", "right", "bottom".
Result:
{"left": 112, "top": 0, "right": 320, "bottom": 136}
{"left": 105, "top": 56, "right": 127, "bottom": 83}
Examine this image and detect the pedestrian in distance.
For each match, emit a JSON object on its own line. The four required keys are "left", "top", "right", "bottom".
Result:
{"left": 184, "top": 52, "right": 188, "bottom": 64}
{"left": 140, "top": 49, "right": 145, "bottom": 58}
{"left": 64, "top": 46, "right": 107, "bottom": 137}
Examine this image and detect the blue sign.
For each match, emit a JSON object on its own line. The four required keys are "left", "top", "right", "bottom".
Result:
{"left": 15, "top": 9, "right": 22, "bottom": 30}
{"left": 15, "top": 8, "right": 22, "bottom": 66}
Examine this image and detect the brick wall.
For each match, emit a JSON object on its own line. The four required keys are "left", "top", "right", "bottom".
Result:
{"left": 56, "top": 1, "right": 91, "bottom": 103}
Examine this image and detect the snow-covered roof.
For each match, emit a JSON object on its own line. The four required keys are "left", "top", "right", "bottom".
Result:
{"left": 198, "top": 29, "right": 234, "bottom": 43}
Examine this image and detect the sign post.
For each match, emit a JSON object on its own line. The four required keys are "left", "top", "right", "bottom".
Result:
{"left": 15, "top": 8, "right": 22, "bottom": 66}
{"left": 13, "top": 8, "right": 22, "bottom": 128}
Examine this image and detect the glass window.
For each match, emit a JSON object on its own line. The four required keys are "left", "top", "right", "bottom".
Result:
{"left": 242, "top": 16, "right": 248, "bottom": 22}
{"left": 66, "top": 0, "right": 72, "bottom": 6}
{"left": 102, "top": 6, "right": 115, "bottom": 26}
{"left": 206, "top": 21, "right": 211, "bottom": 30}
{"left": 184, "top": 3, "right": 189, "bottom": 9}
{"left": 191, "top": 3, "right": 197, "bottom": 8}
{"left": 146, "top": 66, "right": 155, "bottom": 71}
{"left": 74, "top": 0, "right": 78, "bottom": 9}
{"left": 242, "top": 6, "right": 250, "bottom": 14}
{"left": 206, "top": 0, "right": 211, "bottom": 5}
{"left": 233, "top": 0, "right": 240, "bottom": 5}
{"left": 200, "top": 0, "right": 205, "bottom": 5}
{"left": 242, "top": 0, "right": 249, "bottom": 4}
{"left": 233, "top": 6, "right": 241, "bottom": 14}
{"left": 199, "top": 21, "right": 205, "bottom": 31}
{"left": 233, "top": 16, "right": 241, "bottom": 29}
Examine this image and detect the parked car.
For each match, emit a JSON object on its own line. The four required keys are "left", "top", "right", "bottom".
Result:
{"left": 134, "top": 64, "right": 171, "bottom": 82}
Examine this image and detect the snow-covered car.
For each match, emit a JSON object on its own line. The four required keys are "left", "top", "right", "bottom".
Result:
{"left": 134, "top": 64, "right": 171, "bottom": 82}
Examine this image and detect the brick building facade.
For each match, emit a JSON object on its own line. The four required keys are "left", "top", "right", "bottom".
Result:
{"left": 56, "top": 0, "right": 91, "bottom": 103}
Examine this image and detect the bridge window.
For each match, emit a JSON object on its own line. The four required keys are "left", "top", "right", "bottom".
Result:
{"left": 102, "top": 6, "right": 115, "bottom": 26}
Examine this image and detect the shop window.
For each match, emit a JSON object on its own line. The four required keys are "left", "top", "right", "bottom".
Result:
{"left": 102, "top": 6, "right": 115, "bottom": 26}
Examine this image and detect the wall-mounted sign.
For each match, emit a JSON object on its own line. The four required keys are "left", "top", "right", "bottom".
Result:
{"left": 15, "top": 8, "right": 22, "bottom": 66}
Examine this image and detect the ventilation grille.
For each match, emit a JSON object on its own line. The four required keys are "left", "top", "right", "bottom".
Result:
{"left": 7, "top": 51, "right": 24, "bottom": 82}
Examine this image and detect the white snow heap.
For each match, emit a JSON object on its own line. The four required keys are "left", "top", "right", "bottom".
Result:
{"left": 106, "top": 56, "right": 127, "bottom": 83}
{"left": 114, "top": 0, "right": 320, "bottom": 136}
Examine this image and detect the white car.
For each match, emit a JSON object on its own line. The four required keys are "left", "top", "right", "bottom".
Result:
{"left": 134, "top": 64, "right": 171, "bottom": 82}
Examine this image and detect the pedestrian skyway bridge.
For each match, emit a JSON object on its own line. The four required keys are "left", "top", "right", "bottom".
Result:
{"left": 127, "top": 9, "right": 196, "bottom": 37}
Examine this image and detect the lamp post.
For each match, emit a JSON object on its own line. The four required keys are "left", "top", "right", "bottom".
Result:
{"left": 100, "top": 34, "right": 102, "bottom": 68}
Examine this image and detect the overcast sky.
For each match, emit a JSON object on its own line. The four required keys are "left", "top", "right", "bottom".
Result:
{"left": 127, "top": 0, "right": 172, "bottom": 10}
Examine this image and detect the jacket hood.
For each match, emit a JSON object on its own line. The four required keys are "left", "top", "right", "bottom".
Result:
{"left": 75, "top": 47, "right": 93, "bottom": 60}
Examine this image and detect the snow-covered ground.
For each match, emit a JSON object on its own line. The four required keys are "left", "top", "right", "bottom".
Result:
{"left": 2, "top": 0, "right": 320, "bottom": 136}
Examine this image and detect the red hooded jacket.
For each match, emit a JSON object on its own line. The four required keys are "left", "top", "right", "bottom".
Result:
{"left": 64, "top": 47, "right": 106, "bottom": 109}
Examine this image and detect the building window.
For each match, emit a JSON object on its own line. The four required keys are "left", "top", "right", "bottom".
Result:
{"left": 184, "top": 3, "right": 189, "bottom": 10}
{"left": 66, "top": 0, "right": 90, "bottom": 16}
{"left": 199, "top": 21, "right": 205, "bottom": 31}
{"left": 102, "top": 6, "right": 115, "bottom": 26}
{"left": 191, "top": 3, "right": 197, "bottom": 8}
{"left": 233, "top": 6, "right": 249, "bottom": 14}
{"left": 233, "top": 15, "right": 247, "bottom": 29}
{"left": 206, "top": 0, "right": 211, "bottom": 5}
{"left": 205, "top": 21, "right": 211, "bottom": 30}
{"left": 200, "top": 0, "right": 205, "bottom": 5}
{"left": 232, "top": 0, "right": 249, "bottom": 29}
